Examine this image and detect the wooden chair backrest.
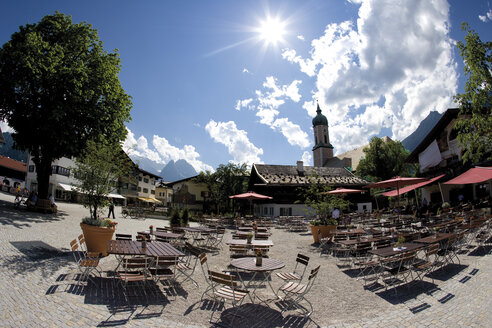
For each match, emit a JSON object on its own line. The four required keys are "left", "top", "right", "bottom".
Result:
{"left": 308, "top": 265, "right": 320, "bottom": 280}
{"left": 70, "top": 239, "right": 79, "bottom": 251}
{"left": 296, "top": 253, "right": 310, "bottom": 266}
{"left": 426, "top": 244, "right": 440, "bottom": 256}
{"left": 123, "top": 257, "right": 149, "bottom": 269}
{"left": 115, "top": 233, "right": 132, "bottom": 240}
{"left": 199, "top": 253, "right": 207, "bottom": 265}
{"left": 208, "top": 270, "right": 237, "bottom": 287}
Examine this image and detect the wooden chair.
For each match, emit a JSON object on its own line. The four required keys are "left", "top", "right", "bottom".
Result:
{"left": 276, "top": 253, "right": 309, "bottom": 285}
{"left": 117, "top": 256, "right": 152, "bottom": 301}
{"left": 115, "top": 233, "right": 132, "bottom": 240}
{"left": 278, "top": 265, "right": 320, "bottom": 317}
{"left": 205, "top": 270, "right": 250, "bottom": 326}
{"left": 70, "top": 239, "right": 102, "bottom": 285}
{"left": 173, "top": 242, "right": 201, "bottom": 287}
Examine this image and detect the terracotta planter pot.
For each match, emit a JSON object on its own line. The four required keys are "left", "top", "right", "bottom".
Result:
{"left": 80, "top": 223, "right": 115, "bottom": 257}
{"left": 310, "top": 225, "right": 337, "bottom": 243}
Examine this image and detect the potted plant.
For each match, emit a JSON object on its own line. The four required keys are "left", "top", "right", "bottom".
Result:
{"left": 442, "top": 202, "right": 451, "bottom": 213}
{"left": 256, "top": 249, "right": 263, "bottom": 266}
{"left": 73, "top": 140, "right": 131, "bottom": 256}
{"left": 246, "top": 231, "right": 253, "bottom": 244}
{"left": 300, "top": 174, "right": 350, "bottom": 243}
{"left": 170, "top": 208, "right": 182, "bottom": 228}
{"left": 181, "top": 207, "right": 190, "bottom": 227}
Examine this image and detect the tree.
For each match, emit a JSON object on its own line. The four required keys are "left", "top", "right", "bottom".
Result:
{"left": 193, "top": 163, "right": 249, "bottom": 214}
{"left": 299, "top": 174, "right": 350, "bottom": 224}
{"left": 356, "top": 137, "right": 413, "bottom": 182}
{"left": 454, "top": 23, "right": 492, "bottom": 163}
{"left": 72, "top": 140, "right": 133, "bottom": 220}
{"left": 0, "top": 12, "right": 132, "bottom": 199}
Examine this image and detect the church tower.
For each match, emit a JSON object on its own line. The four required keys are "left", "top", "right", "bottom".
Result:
{"left": 312, "top": 102, "right": 333, "bottom": 167}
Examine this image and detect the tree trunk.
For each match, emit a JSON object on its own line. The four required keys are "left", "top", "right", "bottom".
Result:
{"left": 33, "top": 153, "right": 53, "bottom": 200}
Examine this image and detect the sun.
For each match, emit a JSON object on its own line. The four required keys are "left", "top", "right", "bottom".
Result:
{"left": 257, "top": 16, "right": 286, "bottom": 45}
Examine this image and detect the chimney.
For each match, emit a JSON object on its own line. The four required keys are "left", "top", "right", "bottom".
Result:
{"left": 297, "top": 161, "right": 304, "bottom": 175}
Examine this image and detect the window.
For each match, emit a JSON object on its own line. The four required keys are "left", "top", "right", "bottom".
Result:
{"left": 138, "top": 176, "right": 142, "bottom": 181}
{"left": 28, "top": 165, "right": 35, "bottom": 172}
{"left": 144, "top": 178, "right": 149, "bottom": 183}
{"left": 137, "top": 187, "right": 141, "bottom": 192}
{"left": 151, "top": 190, "right": 155, "bottom": 195}
{"left": 51, "top": 165, "right": 70, "bottom": 177}
{"left": 143, "top": 188, "right": 149, "bottom": 193}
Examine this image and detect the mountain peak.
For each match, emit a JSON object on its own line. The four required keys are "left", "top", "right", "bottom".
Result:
{"left": 160, "top": 159, "right": 197, "bottom": 182}
{"left": 402, "top": 111, "right": 443, "bottom": 152}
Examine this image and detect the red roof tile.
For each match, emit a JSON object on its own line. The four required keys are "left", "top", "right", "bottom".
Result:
{"left": 0, "top": 156, "right": 27, "bottom": 172}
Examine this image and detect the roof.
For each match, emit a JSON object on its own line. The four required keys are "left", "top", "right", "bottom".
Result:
{"left": 251, "top": 164, "right": 369, "bottom": 186}
{"left": 312, "top": 104, "right": 328, "bottom": 127}
{"left": 137, "top": 168, "right": 162, "bottom": 179}
{"left": 166, "top": 175, "right": 200, "bottom": 185}
{"left": 0, "top": 155, "right": 27, "bottom": 172}
{"left": 406, "top": 108, "right": 460, "bottom": 163}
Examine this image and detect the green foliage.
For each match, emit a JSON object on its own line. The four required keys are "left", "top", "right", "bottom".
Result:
{"left": 454, "top": 23, "right": 492, "bottom": 163}
{"left": 193, "top": 163, "right": 249, "bottom": 213}
{"left": 0, "top": 12, "right": 132, "bottom": 198}
{"left": 300, "top": 174, "right": 349, "bottom": 224}
{"left": 72, "top": 140, "right": 132, "bottom": 220}
{"left": 170, "top": 208, "right": 181, "bottom": 226}
{"left": 356, "top": 137, "right": 413, "bottom": 181}
{"left": 82, "top": 216, "right": 103, "bottom": 227}
{"left": 181, "top": 207, "right": 190, "bottom": 226}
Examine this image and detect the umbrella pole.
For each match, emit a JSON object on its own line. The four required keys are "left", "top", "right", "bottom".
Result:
{"left": 438, "top": 183, "right": 445, "bottom": 203}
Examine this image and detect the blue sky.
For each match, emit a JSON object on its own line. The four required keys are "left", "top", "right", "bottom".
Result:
{"left": 1, "top": 0, "right": 491, "bottom": 173}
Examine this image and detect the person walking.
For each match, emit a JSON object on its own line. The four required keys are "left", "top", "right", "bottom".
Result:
{"left": 108, "top": 198, "right": 115, "bottom": 219}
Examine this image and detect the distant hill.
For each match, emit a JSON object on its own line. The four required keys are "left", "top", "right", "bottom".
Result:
{"left": 0, "top": 133, "right": 28, "bottom": 163}
{"left": 160, "top": 159, "right": 197, "bottom": 182}
{"left": 402, "top": 111, "right": 443, "bottom": 152}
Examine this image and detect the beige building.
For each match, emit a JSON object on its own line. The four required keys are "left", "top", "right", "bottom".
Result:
{"left": 337, "top": 136, "right": 392, "bottom": 172}
{"left": 155, "top": 181, "right": 173, "bottom": 207}
{"left": 169, "top": 176, "right": 209, "bottom": 212}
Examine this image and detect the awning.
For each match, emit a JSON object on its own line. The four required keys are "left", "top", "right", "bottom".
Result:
{"left": 108, "top": 193, "right": 126, "bottom": 199}
{"left": 58, "top": 183, "right": 75, "bottom": 191}
{"left": 444, "top": 167, "right": 492, "bottom": 185}
{"left": 138, "top": 197, "right": 161, "bottom": 203}
{"left": 382, "top": 174, "right": 445, "bottom": 197}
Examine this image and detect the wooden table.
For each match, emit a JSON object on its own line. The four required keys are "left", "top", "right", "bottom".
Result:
{"left": 107, "top": 240, "right": 185, "bottom": 257}
{"left": 368, "top": 242, "right": 424, "bottom": 257}
{"left": 234, "top": 231, "right": 271, "bottom": 238}
{"left": 182, "top": 227, "right": 215, "bottom": 246}
{"left": 138, "top": 230, "right": 184, "bottom": 240}
{"left": 226, "top": 239, "right": 274, "bottom": 247}
{"left": 230, "top": 257, "right": 284, "bottom": 303}
{"left": 338, "top": 236, "right": 392, "bottom": 246}
{"left": 414, "top": 233, "right": 455, "bottom": 244}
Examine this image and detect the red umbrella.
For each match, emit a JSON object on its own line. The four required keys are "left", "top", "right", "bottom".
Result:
{"left": 324, "top": 188, "right": 365, "bottom": 195}
{"left": 365, "top": 176, "right": 427, "bottom": 212}
{"left": 229, "top": 191, "right": 272, "bottom": 215}
{"left": 229, "top": 191, "right": 273, "bottom": 200}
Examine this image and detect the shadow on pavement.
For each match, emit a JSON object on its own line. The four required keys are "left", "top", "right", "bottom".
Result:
{"left": 0, "top": 199, "right": 67, "bottom": 229}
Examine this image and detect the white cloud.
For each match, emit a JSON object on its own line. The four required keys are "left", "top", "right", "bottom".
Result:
{"left": 272, "top": 118, "right": 310, "bottom": 148}
{"left": 123, "top": 127, "right": 213, "bottom": 173}
{"left": 245, "top": 76, "right": 310, "bottom": 148}
{"left": 0, "top": 120, "right": 14, "bottom": 133}
{"left": 242, "top": 68, "right": 250, "bottom": 73}
{"left": 301, "top": 151, "right": 312, "bottom": 166}
{"left": 478, "top": 9, "right": 492, "bottom": 22}
{"left": 235, "top": 98, "right": 253, "bottom": 111}
{"left": 297, "top": 35, "right": 305, "bottom": 40}
{"left": 282, "top": 0, "right": 458, "bottom": 154}
{"left": 205, "top": 120, "right": 263, "bottom": 165}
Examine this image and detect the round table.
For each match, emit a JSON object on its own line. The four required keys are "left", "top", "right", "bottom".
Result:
{"left": 230, "top": 257, "right": 284, "bottom": 303}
